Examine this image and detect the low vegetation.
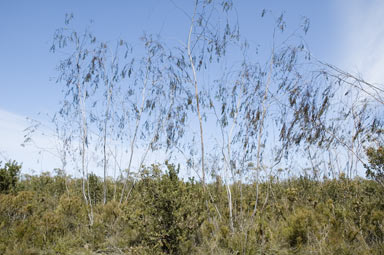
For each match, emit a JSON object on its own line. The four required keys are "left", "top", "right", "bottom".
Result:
{"left": 0, "top": 161, "right": 383, "bottom": 254}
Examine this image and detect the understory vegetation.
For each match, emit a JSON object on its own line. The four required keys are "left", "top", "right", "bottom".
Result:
{"left": 1, "top": 161, "right": 383, "bottom": 254}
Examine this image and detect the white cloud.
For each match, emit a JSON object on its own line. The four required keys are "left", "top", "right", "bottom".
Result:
{"left": 337, "top": 0, "right": 384, "bottom": 85}
{"left": 0, "top": 108, "right": 171, "bottom": 178}
{"left": 0, "top": 108, "right": 61, "bottom": 174}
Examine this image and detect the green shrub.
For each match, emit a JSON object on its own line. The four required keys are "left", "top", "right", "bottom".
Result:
{"left": 0, "top": 160, "right": 384, "bottom": 254}
{"left": 0, "top": 161, "right": 21, "bottom": 194}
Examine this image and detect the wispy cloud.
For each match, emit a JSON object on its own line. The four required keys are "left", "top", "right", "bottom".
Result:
{"left": 0, "top": 108, "right": 61, "bottom": 174}
{"left": 0, "top": 108, "right": 170, "bottom": 178}
{"left": 337, "top": 0, "right": 384, "bottom": 84}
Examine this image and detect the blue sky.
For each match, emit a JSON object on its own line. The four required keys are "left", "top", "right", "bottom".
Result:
{"left": 1, "top": 0, "right": 383, "bottom": 173}
{"left": 0, "top": 0, "right": 342, "bottom": 116}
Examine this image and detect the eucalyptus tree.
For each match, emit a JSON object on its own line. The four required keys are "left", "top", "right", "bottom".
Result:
{"left": 117, "top": 34, "right": 190, "bottom": 204}
{"left": 51, "top": 14, "right": 107, "bottom": 224}
{"left": 169, "top": 0, "right": 240, "bottom": 187}
{"left": 90, "top": 39, "right": 132, "bottom": 204}
{"left": 166, "top": 2, "right": 318, "bottom": 235}
{"left": 313, "top": 62, "right": 384, "bottom": 178}
{"left": 277, "top": 56, "right": 383, "bottom": 179}
{"left": 203, "top": 11, "right": 314, "bottom": 237}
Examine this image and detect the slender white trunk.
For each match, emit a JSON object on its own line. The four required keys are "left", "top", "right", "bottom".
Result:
{"left": 187, "top": 1, "right": 205, "bottom": 185}
{"left": 75, "top": 45, "right": 93, "bottom": 225}
{"left": 120, "top": 64, "right": 149, "bottom": 204}
{"left": 103, "top": 83, "right": 112, "bottom": 204}
{"left": 253, "top": 46, "right": 274, "bottom": 216}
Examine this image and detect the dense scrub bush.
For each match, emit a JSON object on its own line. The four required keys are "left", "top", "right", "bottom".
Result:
{"left": 365, "top": 146, "right": 384, "bottom": 187}
{"left": 0, "top": 161, "right": 21, "bottom": 194}
{"left": 0, "top": 162, "right": 384, "bottom": 254}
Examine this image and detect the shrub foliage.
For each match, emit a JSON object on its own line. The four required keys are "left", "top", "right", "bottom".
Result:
{"left": 0, "top": 161, "right": 383, "bottom": 254}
